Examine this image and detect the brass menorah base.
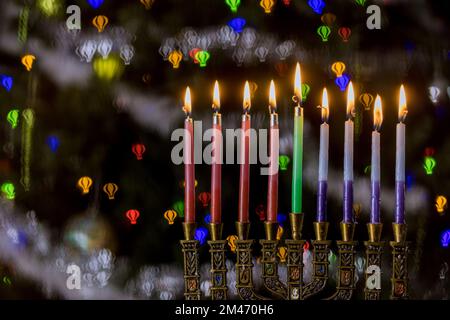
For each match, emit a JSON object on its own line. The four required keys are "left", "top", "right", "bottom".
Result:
{"left": 181, "top": 219, "right": 409, "bottom": 300}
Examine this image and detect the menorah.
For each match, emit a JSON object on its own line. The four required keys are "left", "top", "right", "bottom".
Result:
{"left": 180, "top": 214, "right": 409, "bottom": 300}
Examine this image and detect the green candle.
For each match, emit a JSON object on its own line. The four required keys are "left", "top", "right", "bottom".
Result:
{"left": 291, "top": 63, "right": 303, "bottom": 214}
{"left": 292, "top": 106, "right": 303, "bottom": 213}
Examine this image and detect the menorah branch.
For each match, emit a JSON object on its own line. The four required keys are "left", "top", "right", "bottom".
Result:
{"left": 260, "top": 222, "right": 287, "bottom": 299}
{"left": 327, "top": 222, "right": 357, "bottom": 300}
{"left": 391, "top": 223, "right": 409, "bottom": 300}
{"left": 364, "top": 223, "right": 384, "bottom": 300}
{"left": 208, "top": 223, "right": 228, "bottom": 300}
{"left": 235, "top": 222, "right": 267, "bottom": 300}
{"left": 181, "top": 222, "right": 200, "bottom": 300}
{"left": 302, "top": 222, "right": 330, "bottom": 300}
{"left": 286, "top": 239, "right": 304, "bottom": 300}
{"left": 285, "top": 213, "right": 305, "bottom": 300}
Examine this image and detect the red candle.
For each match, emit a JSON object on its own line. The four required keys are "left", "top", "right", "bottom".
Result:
{"left": 267, "top": 80, "right": 279, "bottom": 222}
{"left": 238, "top": 81, "right": 251, "bottom": 223}
{"left": 183, "top": 87, "right": 195, "bottom": 223}
{"left": 211, "top": 81, "right": 222, "bottom": 224}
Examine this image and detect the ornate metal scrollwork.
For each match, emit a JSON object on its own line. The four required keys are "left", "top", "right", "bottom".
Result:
{"left": 208, "top": 240, "right": 228, "bottom": 300}
{"left": 235, "top": 240, "right": 266, "bottom": 300}
{"left": 302, "top": 240, "right": 330, "bottom": 299}
{"left": 391, "top": 241, "right": 409, "bottom": 299}
{"left": 286, "top": 239, "right": 304, "bottom": 300}
{"left": 260, "top": 239, "right": 287, "bottom": 298}
{"left": 391, "top": 223, "right": 409, "bottom": 300}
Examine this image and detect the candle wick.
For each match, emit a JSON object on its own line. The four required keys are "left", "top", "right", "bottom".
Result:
{"left": 292, "top": 95, "right": 302, "bottom": 106}
{"left": 183, "top": 105, "right": 191, "bottom": 118}
{"left": 269, "top": 106, "right": 276, "bottom": 114}
{"left": 399, "top": 109, "right": 408, "bottom": 123}
{"left": 347, "top": 110, "right": 355, "bottom": 121}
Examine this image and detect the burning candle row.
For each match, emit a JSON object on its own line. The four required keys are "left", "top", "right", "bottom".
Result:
{"left": 182, "top": 63, "right": 408, "bottom": 229}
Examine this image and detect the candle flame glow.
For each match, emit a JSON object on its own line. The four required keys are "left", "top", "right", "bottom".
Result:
{"left": 321, "top": 88, "right": 329, "bottom": 123}
{"left": 213, "top": 80, "right": 220, "bottom": 112}
{"left": 269, "top": 80, "right": 277, "bottom": 112}
{"left": 184, "top": 86, "right": 192, "bottom": 116}
{"left": 243, "top": 81, "right": 251, "bottom": 112}
{"left": 374, "top": 95, "right": 383, "bottom": 131}
{"left": 294, "top": 63, "right": 302, "bottom": 104}
{"left": 346, "top": 81, "right": 355, "bottom": 119}
{"left": 399, "top": 84, "right": 407, "bottom": 122}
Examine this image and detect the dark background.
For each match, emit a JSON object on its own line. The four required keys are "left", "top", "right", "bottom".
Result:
{"left": 0, "top": 0, "right": 449, "bottom": 299}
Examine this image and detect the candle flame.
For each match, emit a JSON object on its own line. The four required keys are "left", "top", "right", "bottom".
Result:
{"left": 213, "top": 80, "right": 220, "bottom": 112}
{"left": 399, "top": 84, "right": 407, "bottom": 122}
{"left": 321, "top": 87, "right": 329, "bottom": 122}
{"left": 346, "top": 81, "right": 355, "bottom": 119}
{"left": 184, "top": 86, "right": 192, "bottom": 116}
{"left": 294, "top": 63, "right": 302, "bottom": 104}
{"left": 373, "top": 95, "right": 383, "bottom": 131}
{"left": 269, "top": 80, "right": 277, "bottom": 112}
{"left": 243, "top": 81, "right": 251, "bottom": 112}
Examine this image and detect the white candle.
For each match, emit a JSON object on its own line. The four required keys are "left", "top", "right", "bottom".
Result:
{"left": 318, "top": 88, "right": 329, "bottom": 182}
{"left": 319, "top": 123, "right": 329, "bottom": 181}
{"left": 395, "top": 123, "right": 405, "bottom": 182}
{"left": 344, "top": 82, "right": 354, "bottom": 182}
{"left": 343, "top": 82, "right": 355, "bottom": 223}
{"left": 371, "top": 95, "right": 383, "bottom": 224}
{"left": 395, "top": 85, "right": 407, "bottom": 225}
{"left": 371, "top": 131, "right": 380, "bottom": 181}
{"left": 344, "top": 119, "right": 354, "bottom": 181}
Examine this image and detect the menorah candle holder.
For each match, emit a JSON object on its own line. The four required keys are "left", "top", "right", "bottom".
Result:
{"left": 302, "top": 222, "right": 330, "bottom": 299}
{"left": 208, "top": 223, "right": 228, "bottom": 300}
{"left": 181, "top": 222, "right": 201, "bottom": 300}
{"left": 364, "top": 223, "right": 384, "bottom": 300}
{"left": 391, "top": 223, "right": 409, "bottom": 300}
{"left": 285, "top": 213, "right": 305, "bottom": 300}
{"left": 181, "top": 220, "right": 411, "bottom": 300}
{"left": 260, "top": 222, "right": 287, "bottom": 299}
{"left": 235, "top": 222, "right": 267, "bottom": 300}
{"left": 327, "top": 222, "right": 357, "bottom": 300}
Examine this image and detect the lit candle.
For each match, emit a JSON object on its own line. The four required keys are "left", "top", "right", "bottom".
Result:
{"left": 395, "top": 85, "right": 407, "bottom": 224}
{"left": 267, "top": 80, "right": 279, "bottom": 223}
{"left": 343, "top": 82, "right": 355, "bottom": 223}
{"left": 371, "top": 95, "right": 383, "bottom": 224}
{"left": 238, "top": 81, "right": 251, "bottom": 223}
{"left": 211, "top": 81, "right": 222, "bottom": 224}
{"left": 291, "top": 63, "right": 304, "bottom": 214}
{"left": 317, "top": 88, "right": 329, "bottom": 222}
{"left": 183, "top": 87, "right": 195, "bottom": 223}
